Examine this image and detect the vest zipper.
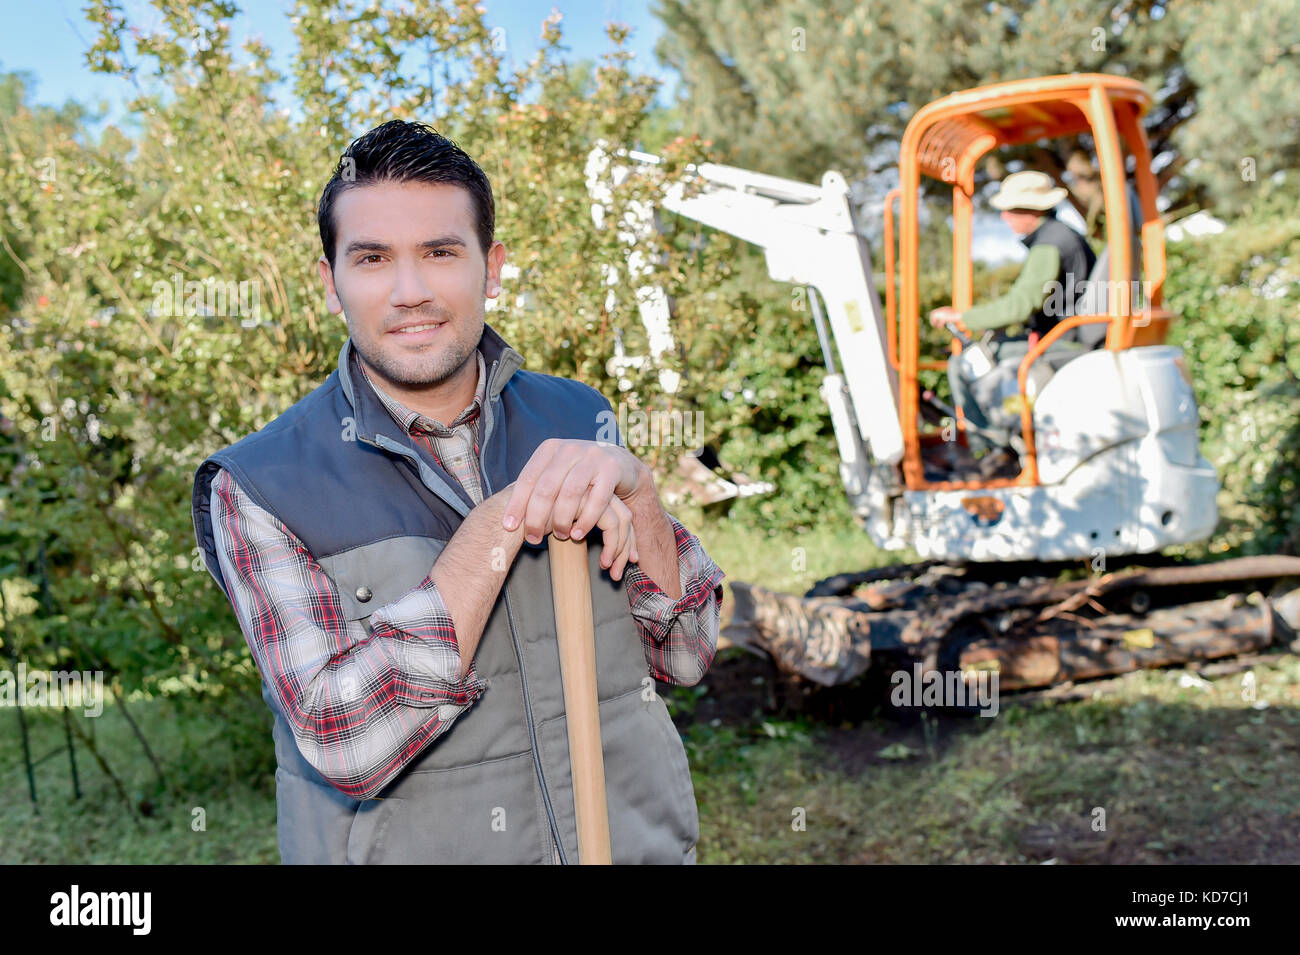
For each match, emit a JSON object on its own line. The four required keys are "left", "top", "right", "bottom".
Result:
{"left": 352, "top": 347, "right": 566, "bottom": 863}
{"left": 501, "top": 585, "right": 567, "bottom": 865}
{"left": 480, "top": 360, "right": 569, "bottom": 865}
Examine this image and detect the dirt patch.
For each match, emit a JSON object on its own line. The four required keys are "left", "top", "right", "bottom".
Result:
{"left": 1165, "top": 810, "right": 1300, "bottom": 864}
{"left": 815, "top": 709, "right": 987, "bottom": 775}
{"left": 656, "top": 648, "right": 765, "bottom": 728}
{"left": 664, "top": 648, "right": 988, "bottom": 772}
{"left": 1015, "top": 816, "right": 1166, "bottom": 864}
{"left": 662, "top": 647, "right": 905, "bottom": 726}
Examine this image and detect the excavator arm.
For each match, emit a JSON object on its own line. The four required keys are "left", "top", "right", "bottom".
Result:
{"left": 587, "top": 145, "right": 905, "bottom": 545}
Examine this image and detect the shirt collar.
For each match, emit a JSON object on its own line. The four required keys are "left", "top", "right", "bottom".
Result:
{"left": 354, "top": 346, "right": 487, "bottom": 437}
{"left": 337, "top": 322, "right": 524, "bottom": 436}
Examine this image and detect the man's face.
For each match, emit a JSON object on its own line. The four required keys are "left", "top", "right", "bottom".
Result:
{"left": 318, "top": 180, "right": 506, "bottom": 391}
{"left": 1001, "top": 209, "right": 1043, "bottom": 235}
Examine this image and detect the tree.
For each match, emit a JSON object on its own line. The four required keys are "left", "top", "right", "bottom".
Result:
{"left": 1175, "top": 0, "right": 1300, "bottom": 210}
{"left": 652, "top": 0, "right": 1197, "bottom": 203}
{"left": 0, "top": 0, "right": 731, "bottom": 802}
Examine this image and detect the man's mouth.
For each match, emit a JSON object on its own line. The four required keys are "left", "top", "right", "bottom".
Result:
{"left": 389, "top": 321, "right": 446, "bottom": 338}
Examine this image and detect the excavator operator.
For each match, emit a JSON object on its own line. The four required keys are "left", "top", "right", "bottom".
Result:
{"left": 928, "top": 170, "right": 1097, "bottom": 465}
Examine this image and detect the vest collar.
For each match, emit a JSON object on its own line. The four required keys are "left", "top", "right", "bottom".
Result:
{"left": 336, "top": 321, "right": 525, "bottom": 443}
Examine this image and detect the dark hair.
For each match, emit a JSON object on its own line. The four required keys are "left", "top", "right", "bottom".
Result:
{"left": 317, "top": 120, "right": 495, "bottom": 270}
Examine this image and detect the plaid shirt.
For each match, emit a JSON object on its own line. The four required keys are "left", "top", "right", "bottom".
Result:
{"left": 363, "top": 349, "right": 490, "bottom": 504}
{"left": 207, "top": 346, "right": 725, "bottom": 799}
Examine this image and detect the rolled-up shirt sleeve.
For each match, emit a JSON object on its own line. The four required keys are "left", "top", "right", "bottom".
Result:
{"left": 622, "top": 513, "right": 725, "bottom": 686}
{"left": 208, "top": 466, "right": 486, "bottom": 799}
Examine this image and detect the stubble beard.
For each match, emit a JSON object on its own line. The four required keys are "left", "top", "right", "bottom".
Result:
{"left": 351, "top": 306, "right": 483, "bottom": 389}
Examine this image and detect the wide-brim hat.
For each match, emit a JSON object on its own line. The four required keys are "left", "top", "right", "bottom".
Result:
{"left": 989, "top": 170, "right": 1068, "bottom": 211}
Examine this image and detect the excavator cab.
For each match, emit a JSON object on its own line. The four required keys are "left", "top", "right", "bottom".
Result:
{"left": 877, "top": 74, "right": 1218, "bottom": 560}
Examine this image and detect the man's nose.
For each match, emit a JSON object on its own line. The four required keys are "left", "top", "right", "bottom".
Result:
{"left": 389, "top": 258, "right": 435, "bottom": 308}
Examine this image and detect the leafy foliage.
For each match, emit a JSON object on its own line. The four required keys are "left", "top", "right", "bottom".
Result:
{"left": 1165, "top": 197, "right": 1300, "bottom": 556}
{"left": 1176, "top": 0, "right": 1300, "bottom": 210}
{"left": 652, "top": 0, "right": 1197, "bottom": 200}
{"left": 0, "top": 1, "right": 725, "bottom": 725}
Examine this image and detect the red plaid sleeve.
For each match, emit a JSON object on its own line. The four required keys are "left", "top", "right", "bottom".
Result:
{"left": 208, "top": 467, "right": 487, "bottom": 800}
{"left": 622, "top": 514, "right": 725, "bottom": 686}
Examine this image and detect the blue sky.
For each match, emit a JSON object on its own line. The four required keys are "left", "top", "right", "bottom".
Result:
{"left": 0, "top": 0, "right": 675, "bottom": 125}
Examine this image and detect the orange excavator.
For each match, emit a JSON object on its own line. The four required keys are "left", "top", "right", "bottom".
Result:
{"left": 594, "top": 74, "right": 1300, "bottom": 695}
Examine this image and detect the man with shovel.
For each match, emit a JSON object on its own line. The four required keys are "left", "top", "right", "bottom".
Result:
{"left": 191, "top": 120, "right": 724, "bottom": 864}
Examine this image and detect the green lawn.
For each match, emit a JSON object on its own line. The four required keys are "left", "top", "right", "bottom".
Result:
{"left": 3, "top": 514, "right": 1297, "bottom": 864}
{"left": 676, "top": 510, "right": 1300, "bottom": 864}
{"left": 0, "top": 691, "right": 279, "bottom": 864}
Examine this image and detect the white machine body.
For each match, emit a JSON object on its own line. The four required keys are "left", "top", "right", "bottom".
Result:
{"left": 897, "top": 347, "right": 1219, "bottom": 562}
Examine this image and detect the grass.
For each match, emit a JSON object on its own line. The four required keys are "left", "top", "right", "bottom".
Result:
{"left": 669, "top": 650, "right": 1300, "bottom": 864}
{"left": 674, "top": 510, "right": 1300, "bottom": 864}
{"left": 2, "top": 515, "right": 1297, "bottom": 863}
{"left": 672, "top": 500, "right": 897, "bottom": 600}
{"left": 0, "top": 691, "right": 279, "bottom": 864}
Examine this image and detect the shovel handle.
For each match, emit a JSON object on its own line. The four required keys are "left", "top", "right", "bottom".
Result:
{"left": 547, "top": 533, "right": 612, "bottom": 864}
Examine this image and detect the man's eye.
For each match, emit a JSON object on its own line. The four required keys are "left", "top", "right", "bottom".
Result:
{"left": 360, "top": 254, "right": 383, "bottom": 265}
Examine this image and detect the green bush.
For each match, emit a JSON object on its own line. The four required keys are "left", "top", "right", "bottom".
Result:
{"left": 1165, "top": 197, "right": 1300, "bottom": 556}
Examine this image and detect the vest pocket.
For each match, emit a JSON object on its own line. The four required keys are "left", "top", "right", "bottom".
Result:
{"left": 345, "top": 795, "right": 406, "bottom": 865}
{"left": 353, "top": 750, "right": 545, "bottom": 864}
{"left": 318, "top": 535, "right": 448, "bottom": 623}
{"left": 275, "top": 765, "right": 363, "bottom": 865}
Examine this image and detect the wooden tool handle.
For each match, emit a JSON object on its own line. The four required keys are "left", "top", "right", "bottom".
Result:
{"left": 547, "top": 533, "right": 612, "bottom": 864}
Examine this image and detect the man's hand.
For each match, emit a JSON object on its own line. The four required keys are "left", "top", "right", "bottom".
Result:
{"left": 500, "top": 439, "right": 649, "bottom": 580}
{"left": 929, "top": 305, "right": 964, "bottom": 328}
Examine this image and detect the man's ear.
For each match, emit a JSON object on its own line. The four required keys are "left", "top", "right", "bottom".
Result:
{"left": 318, "top": 256, "right": 343, "bottom": 314}
{"left": 485, "top": 240, "right": 507, "bottom": 298}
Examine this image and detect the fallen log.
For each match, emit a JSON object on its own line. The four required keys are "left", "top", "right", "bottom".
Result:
{"left": 724, "top": 556, "right": 1300, "bottom": 693}
{"left": 958, "top": 592, "right": 1278, "bottom": 690}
